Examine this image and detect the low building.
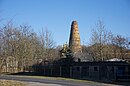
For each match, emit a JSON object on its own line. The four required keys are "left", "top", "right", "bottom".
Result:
{"left": 33, "top": 57, "right": 130, "bottom": 81}
{"left": 72, "top": 61, "right": 130, "bottom": 81}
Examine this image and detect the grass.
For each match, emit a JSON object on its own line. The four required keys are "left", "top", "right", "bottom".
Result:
{"left": 0, "top": 80, "right": 25, "bottom": 86}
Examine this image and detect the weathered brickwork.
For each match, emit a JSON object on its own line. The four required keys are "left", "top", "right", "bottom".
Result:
{"left": 69, "top": 21, "right": 81, "bottom": 54}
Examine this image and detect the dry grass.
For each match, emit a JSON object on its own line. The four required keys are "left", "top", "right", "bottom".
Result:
{"left": 0, "top": 80, "right": 25, "bottom": 86}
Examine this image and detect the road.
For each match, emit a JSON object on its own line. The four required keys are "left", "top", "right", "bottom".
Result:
{"left": 0, "top": 75, "right": 117, "bottom": 86}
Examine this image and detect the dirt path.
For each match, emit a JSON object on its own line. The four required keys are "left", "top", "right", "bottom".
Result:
{"left": 0, "top": 79, "right": 62, "bottom": 86}
{"left": 25, "top": 82, "right": 62, "bottom": 86}
{"left": 1, "top": 75, "right": 129, "bottom": 86}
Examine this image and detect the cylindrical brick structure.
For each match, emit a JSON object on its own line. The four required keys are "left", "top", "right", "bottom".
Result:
{"left": 69, "top": 21, "right": 81, "bottom": 54}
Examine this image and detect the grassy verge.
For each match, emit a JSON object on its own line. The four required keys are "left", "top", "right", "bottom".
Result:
{"left": 3, "top": 74, "right": 96, "bottom": 84}
{"left": 0, "top": 80, "right": 25, "bottom": 86}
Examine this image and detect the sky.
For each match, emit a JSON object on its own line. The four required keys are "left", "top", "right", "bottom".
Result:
{"left": 0, "top": 0, "right": 130, "bottom": 45}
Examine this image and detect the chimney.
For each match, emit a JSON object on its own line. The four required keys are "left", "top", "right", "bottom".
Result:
{"left": 69, "top": 21, "right": 81, "bottom": 54}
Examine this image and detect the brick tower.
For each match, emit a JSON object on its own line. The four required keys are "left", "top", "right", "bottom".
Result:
{"left": 69, "top": 21, "right": 81, "bottom": 54}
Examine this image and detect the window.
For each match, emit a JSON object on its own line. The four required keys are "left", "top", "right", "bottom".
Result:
{"left": 94, "top": 66, "right": 98, "bottom": 71}
{"left": 76, "top": 67, "right": 80, "bottom": 71}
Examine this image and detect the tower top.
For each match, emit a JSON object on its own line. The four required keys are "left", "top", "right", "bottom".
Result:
{"left": 72, "top": 21, "right": 78, "bottom": 25}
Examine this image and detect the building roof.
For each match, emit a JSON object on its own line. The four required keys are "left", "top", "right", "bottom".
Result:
{"left": 106, "top": 58, "right": 126, "bottom": 62}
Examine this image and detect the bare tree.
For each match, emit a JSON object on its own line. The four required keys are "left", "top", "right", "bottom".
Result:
{"left": 39, "top": 29, "right": 56, "bottom": 61}
{"left": 112, "top": 35, "right": 129, "bottom": 59}
{"left": 90, "top": 20, "right": 113, "bottom": 61}
{"left": 0, "top": 20, "right": 59, "bottom": 73}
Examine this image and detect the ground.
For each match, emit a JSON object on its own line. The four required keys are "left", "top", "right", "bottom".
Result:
{"left": 0, "top": 80, "right": 62, "bottom": 86}
{"left": 0, "top": 75, "right": 129, "bottom": 86}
